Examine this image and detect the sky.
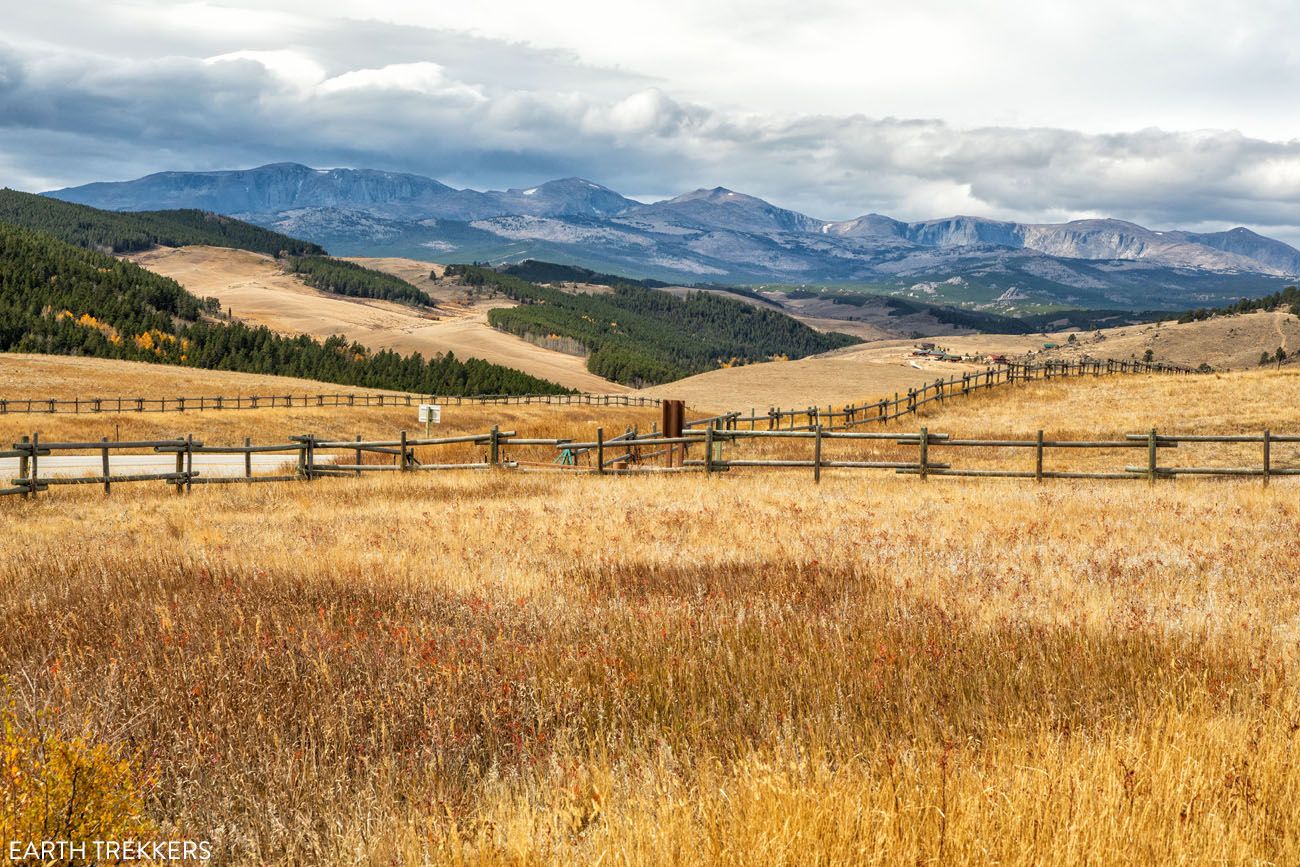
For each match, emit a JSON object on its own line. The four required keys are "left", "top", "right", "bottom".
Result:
{"left": 4, "top": 0, "right": 1300, "bottom": 242}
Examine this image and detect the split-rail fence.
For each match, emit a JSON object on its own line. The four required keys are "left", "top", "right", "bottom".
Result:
{"left": 4, "top": 357, "right": 1239, "bottom": 500}
{"left": 3, "top": 424, "right": 1291, "bottom": 499}
{"left": 686, "top": 358, "right": 1194, "bottom": 432}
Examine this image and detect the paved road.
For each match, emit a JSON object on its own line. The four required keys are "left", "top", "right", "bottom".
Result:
{"left": 0, "top": 453, "right": 327, "bottom": 480}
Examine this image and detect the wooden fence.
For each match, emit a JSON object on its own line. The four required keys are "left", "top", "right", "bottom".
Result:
{"left": 0, "top": 392, "right": 661, "bottom": 415}
{"left": 3, "top": 421, "right": 1293, "bottom": 499}
{"left": 0, "top": 359, "right": 1190, "bottom": 419}
{"left": 685, "top": 358, "right": 1194, "bottom": 432}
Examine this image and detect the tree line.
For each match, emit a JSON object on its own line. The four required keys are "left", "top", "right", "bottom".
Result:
{"left": 1178, "top": 285, "right": 1300, "bottom": 323}
{"left": 0, "top": 189, "right": 324, "bottom": 256}
{"left": 285, "top": 256, "right": 432, "bottom": 306}
{"left": 0, "top": 222, "right": 569, "bottom": 396}
{"left": 449, "top": 264, "right": 859, "bottom": 386}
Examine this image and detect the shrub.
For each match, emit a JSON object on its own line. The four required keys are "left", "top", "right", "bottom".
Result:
{"left": 1, "top": 691, "right": 154, "bottom": 854}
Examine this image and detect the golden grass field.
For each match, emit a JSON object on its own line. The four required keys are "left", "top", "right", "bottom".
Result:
{"left": 3, "top": 364, "right": 1300, "bottom": 864}
{"left": 0, "top": 353, "right": 414, "bottom": 402}
{"left": 0, "top": 354, "right": 659, "bottom": 457}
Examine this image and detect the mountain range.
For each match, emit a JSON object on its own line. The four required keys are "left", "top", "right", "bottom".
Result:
{"left": 43, "top": 163, "right": 1300, "bottom": 311}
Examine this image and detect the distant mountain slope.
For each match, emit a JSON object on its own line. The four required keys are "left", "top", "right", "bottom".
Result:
{"left": 45, "top": 163, "right": 637, "bottom": 222}
{"left": 0, "top": 188, "right": 324, "bottom": 256}
{"left": 43, "top": 163, "right": 1300, "bottom": 309}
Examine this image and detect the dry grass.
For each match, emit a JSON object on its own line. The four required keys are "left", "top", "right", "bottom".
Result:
{"left": 705, "top": 368, "right": 1300, "bottom": 476}
{"left": 3, "top": 368, "right": 1300, "bottom": 864}
{"left": 2, "top": 469, "right": 1299, "bottom": 864}
{"left": 0, "top": 354, "right": 659, "bottom": 454}
{"left": 0, "top": 402, "right": 660, "bottom": 460}
{"left": 1039, "top": 309, "right": 1300, "bottom": 370}
{"left": 909, "top": 366, "right": 1300, "bottom": 435}
{"left": 0, "top": 353, "right": 411, "bottom": 402}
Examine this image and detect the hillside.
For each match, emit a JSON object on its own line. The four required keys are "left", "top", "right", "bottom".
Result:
{"left": 645, "top": 311, "right": 1300, "bottom": 411}
{"left": 1036, "top": 309, "right": 1300, "bottom": 370}
{"left": 0, "top": 187, "right": 324, "bottom": 255}
{"left": 639, "top": 342, "right": 1011, "bottom": 410}
{"left": 0, "top": 223, "right": 569, "bottom": 396}
{"left": 130, "top": 247, "right": 627, "bottom": 393}
{"left": 0, "top": 353, "right": 419, "bottom": 401}
{"left": 456, "top": 265, "right": 860, "bottom": 386}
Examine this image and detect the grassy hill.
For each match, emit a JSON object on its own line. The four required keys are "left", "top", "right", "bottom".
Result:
{"left": 0, "top": 221, "right": 568, "bottom": 395}
{"left": 451, "top": 264, "right": 860, "bottom": 386}
{"left": 2, "top": 188, "right": 325, "bottom": 255}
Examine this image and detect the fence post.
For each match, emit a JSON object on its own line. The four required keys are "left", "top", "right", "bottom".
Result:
{"left": 1263, "top": 429, "right": 1271, "bottom": 487}
{"left": 297, "top": 434, "right": 308, "bottom": 478}
{"left": 1147, "top": 427, "right": 1158, "bottom": 485}
{"left": 185, "top": 434, "right": 194, "bottom": 493}
{"left": 244, "top": 437, "right": 252, "bottom": 479}
{"left": 919, "top": 426, "right": 929, "bottom": 482}
{"left": 813, "top": 424, "right": 823, "bottom": 483}
{"left": 174, "top": 439, "right": 184, "bottom": 495}
{"left": 704, "top": 426, "right": 714, "bottom": 477}
{"left": 490, "top": 425, "right": 500, "bottom": 466}
{"left": 18, "top": 435, "right": 30, "bottom": 498}
{"left": 355, "top": 434, "right": 362, "bottom": 477}
{"left": 102, "top": 437, "right": 111, "bottom": 494}
{"left": 400, "top": 431, "right": 410, "bottom": 471}
{"left": 1035, "top": 430, "right": 1044, "bottom": 482}
{"left": 597, "top": 428, "right": 605, "bottom": 475}
{"left": 30, "top": 432, "right": 40, "bottom": 497}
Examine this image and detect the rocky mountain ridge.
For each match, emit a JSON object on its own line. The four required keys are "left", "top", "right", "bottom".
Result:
{"left": 43, "top": 163, "right": 1300, "bottom": 309}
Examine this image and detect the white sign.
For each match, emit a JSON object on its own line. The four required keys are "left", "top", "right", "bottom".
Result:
{"left": 418, "top": 404, "right": 441, "bottom": 424}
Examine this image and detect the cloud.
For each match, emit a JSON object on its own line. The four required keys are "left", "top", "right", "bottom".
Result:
{"left": 205, "top": 50, "right": 327, "bottom": 91}
{"left": 3, "top": 12, "right": 1300, "bottom": 247}
{"left": 315, "top": 62, "right": 485, "bottom": 102}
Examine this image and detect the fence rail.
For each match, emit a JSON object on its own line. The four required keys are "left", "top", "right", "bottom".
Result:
{"left": 0, "top": 392, "right": 660, "bottom": 415}
{"left": 685, "top": 358, "right": 1194, "bottom": 432}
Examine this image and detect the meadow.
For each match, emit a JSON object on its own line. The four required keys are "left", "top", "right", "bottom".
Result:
{"left": 3, "top": 365, "right": 1300, "bottom": 864}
